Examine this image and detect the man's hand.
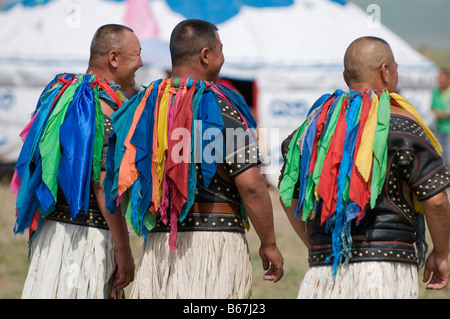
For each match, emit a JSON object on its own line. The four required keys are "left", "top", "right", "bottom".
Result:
{"left": 259, "top": 243, "right": 284, "bottom": 283}
{"left": 113, "top": 246, "right": 135, "bottom": 289}
{"left": 234, "top": 166, "right": 285, "bottom": 283}
{"left": 423, "top": 249, "right": 450, "bottom": 290}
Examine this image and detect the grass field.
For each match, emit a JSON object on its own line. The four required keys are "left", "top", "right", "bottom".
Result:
{"left": 0, "top": 174, "right": 449, "bottom": 299}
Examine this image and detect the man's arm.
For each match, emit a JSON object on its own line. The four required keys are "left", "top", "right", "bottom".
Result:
{"left": 92, "top": 171, "right": 135, "bottom": 290}
{"left": 422, "top": 190, "right": 450, "bottom": 290}
{"left": 280, "top": 198, "right": 310, "bottom": 248}
{"left": 234, "top": 166, "right": 284, "bottom": 283}
{"left": 93, "top": 99, "right": 134, "bottom": 289}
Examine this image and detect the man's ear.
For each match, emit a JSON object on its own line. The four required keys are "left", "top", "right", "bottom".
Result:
{"left": 108, "top": 50, "right": 120, "bottom": 69}
{"left": 380, "top": 62, "right": 390, "bottom": 85}
{"left": 199, "top": 47, "right": 210, "bottom": 66}
{"left": 343, "top": 70, "right": 350, "bottom": 87}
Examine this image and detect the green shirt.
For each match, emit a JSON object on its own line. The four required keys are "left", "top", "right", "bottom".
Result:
{"left": 431, "top": 87, "right": 450, "bottom": 133}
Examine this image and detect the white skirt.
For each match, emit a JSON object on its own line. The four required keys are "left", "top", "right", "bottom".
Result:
{"left": 298, "top": 261, "right": 419, "bottom": 299}
{"left": 130, "top": 231, "right": 253, "bottom": 299}
{"left": 22, "top": 220, "right": 118, "bottom": 299}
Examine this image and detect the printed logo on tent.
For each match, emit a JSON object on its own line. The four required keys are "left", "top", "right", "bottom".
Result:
{"left": 0, "top": 89, "right": 14, "bottom": 111}
{"left": 270, "top": 98, "right": 309, "bottom": 119}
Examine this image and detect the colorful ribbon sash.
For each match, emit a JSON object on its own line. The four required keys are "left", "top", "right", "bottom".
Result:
{"left": 11, "top": 73, "right": 122, "bottom": 237}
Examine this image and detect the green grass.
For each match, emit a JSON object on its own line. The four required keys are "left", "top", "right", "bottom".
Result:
{"left": 1, "top": 182, "right": 449, "bottom": 299}
{"left": 0, "top": 239, "right": 29, "bottom": 299}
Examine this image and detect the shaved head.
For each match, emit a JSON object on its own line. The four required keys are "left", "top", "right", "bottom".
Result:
{"left": 87, "top": 24, "right": 143, "bottom": 89}
{"left": 343, "top": 36, "right": 395, "bottom": 85}
{"left": 90, "top": 24, "right": 134, "bottom": 59}
{"left": 169, "top": 19, "right": 224, "bottom": 82}
{"left": 170, "top": 19, "right": 220, "bottom": 67}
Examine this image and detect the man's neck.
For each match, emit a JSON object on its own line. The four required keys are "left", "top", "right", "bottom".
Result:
{"left": 348, "top": 82, "right": 386, "bottom": 93}
{"left": 171, "top": 65, "right": 216, "bottom": 82}
{"left": 86, "top": 64, "right": 114, "bottom": 82}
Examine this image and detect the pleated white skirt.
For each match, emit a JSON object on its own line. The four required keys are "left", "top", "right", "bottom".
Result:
{"left": 130, "top": 231, "right": 253, "bottom": 299}
{"left": 22, "top": 220, "right": 117, "bottom": 299}
{"left": 298, "top": 261, "right": 419, "bottom": 299}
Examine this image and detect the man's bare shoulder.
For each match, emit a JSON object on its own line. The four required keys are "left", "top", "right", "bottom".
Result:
{"left": 390, "top": 105, "right": 419, "bottom": 123}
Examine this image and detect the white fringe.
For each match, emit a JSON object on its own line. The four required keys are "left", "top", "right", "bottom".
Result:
{"left": 298, "top": 261, "right": 419, "bottom": 299}
{"left": 130, "top": 231, "right": 253, "bottom": 299}
{"left": 22, "top": 220, "right": 116, "bottom": 299}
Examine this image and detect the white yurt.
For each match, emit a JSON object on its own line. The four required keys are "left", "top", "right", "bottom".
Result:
{"left": 0, "top": 0, "right": 438, "bottom": 184}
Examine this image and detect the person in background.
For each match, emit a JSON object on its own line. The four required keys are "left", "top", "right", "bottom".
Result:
{"left": 431, "top": 68, "right": 450, "bottom": 168}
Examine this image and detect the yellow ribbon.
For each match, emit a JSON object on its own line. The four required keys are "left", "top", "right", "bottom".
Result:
{"left": 156, "top": 83, "right": 171, "bottom": 202}
{"left": 389, "top": 92, "right": 442, "bottom": 155}
{"left": 355, "top": 91, "right": 379, "bottom": 182}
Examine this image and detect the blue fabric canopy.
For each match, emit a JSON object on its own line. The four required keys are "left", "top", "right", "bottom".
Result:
{"left": 166, "top": 0, "right": 294, "bottom": 24}
{"left": 1, "top": 0, "right": 346, "bottom": 23}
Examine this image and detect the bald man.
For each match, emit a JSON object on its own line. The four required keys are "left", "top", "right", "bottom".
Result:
{"left": 278, "top": 36, "right": 450, "bottom": 299}
{"left": 15, "top": 24, "right": 142, "bottom": 298}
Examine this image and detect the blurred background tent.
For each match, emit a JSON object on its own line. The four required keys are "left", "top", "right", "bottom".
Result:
{"left": 0, "top": 0, "right": 439, "bottom": 185}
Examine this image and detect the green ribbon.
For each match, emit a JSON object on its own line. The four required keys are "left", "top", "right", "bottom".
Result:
{"left": 39, "top": 77, "right": 81, "bottom": 200}
{"left": 279, "top": 120, "right": 308, "bottom": 207}
{"left": 369, "top": 91, "right": 390, "bottom": 208}
{"left": 92, "top": 85, "right": 105, "bottom": 184}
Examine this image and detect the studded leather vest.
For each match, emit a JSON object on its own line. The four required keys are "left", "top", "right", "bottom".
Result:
{"left": 196, "top": 98, "right": 260, "bottom": 205}
{"left": 281, "top": 113, "right": 450, "bottom": 267}
{"left": 151, "top": 97, "right": 261, "bottom": 233}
